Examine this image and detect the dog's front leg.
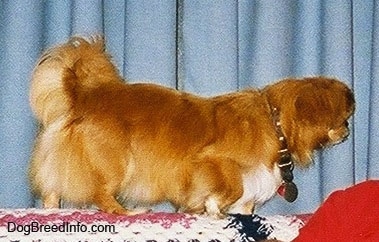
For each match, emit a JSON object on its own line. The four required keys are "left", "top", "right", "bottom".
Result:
{"left": 242, "top": 200, "right": 255, "bottom": 214}
{"left": 204, "top": 197, "right": 226, "bottom": 219}
{"left": 227, "top": 200, "right": 255, "bottom": 215}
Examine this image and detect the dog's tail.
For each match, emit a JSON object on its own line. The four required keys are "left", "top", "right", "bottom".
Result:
{"left": 30, "top": 36, "right": 122, "bottom": 126}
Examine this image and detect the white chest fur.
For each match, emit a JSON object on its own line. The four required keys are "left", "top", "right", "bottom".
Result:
{"left": 227, "top": 164, "right": 282, "bottom": 214}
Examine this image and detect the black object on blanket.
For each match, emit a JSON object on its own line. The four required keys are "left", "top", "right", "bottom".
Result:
{"left": 227, "top": 214, "right": 273, "bottom": 241}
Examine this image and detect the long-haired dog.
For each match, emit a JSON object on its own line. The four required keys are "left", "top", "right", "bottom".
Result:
{"left": 29, "top": 37, "right": 355, "bottom": 217}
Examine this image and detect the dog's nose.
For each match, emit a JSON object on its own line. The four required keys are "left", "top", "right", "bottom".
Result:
{"left": 341, "top": 129, "right": 350, "bottom": 142}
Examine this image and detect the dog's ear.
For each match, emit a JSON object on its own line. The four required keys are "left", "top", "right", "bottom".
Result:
{"left": 294, "top": 79, "right": 355, "bottom": 126}
{"left": 294, "top": 88, "right": 328, "bottom": 124}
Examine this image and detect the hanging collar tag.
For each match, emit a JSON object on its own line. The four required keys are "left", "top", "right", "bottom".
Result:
{"left": 271, "top": 108, "right": 298, "bottom": 202}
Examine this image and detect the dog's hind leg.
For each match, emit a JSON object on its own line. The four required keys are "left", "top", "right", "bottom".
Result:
{"left": 43, "top": 192, "right": 60, "bottom": 208}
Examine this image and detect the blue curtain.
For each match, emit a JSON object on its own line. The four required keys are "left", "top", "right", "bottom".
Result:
{"left": 0, "top": 0, "right": 378, "bottom": 215}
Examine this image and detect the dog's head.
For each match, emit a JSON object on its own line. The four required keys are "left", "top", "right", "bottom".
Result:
{"left": 263, "top": 77, "right": 355, "bottom": 166}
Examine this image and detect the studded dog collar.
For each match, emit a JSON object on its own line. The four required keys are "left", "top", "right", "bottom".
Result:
{"left": 271, "top": 107, "right": 298, "bottom": 203}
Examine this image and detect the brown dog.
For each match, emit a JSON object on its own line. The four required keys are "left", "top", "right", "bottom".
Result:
{"left": 29, "top": 37, "right": 355, "bottom": 217}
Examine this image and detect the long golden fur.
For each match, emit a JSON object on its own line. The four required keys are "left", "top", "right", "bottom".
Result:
{"left": 29, "top": 37, "right": 355, "bottom": 217}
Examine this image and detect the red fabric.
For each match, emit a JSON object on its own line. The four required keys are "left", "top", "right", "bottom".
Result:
{"left": 294, "top": 180, "right": 379, "bottom": 242}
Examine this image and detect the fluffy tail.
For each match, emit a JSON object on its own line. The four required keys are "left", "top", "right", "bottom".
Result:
{"left": 30, "top": 36, "right": 122, "bottom": 126}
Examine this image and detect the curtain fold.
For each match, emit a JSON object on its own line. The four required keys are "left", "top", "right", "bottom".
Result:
{"left": 180, "top": 1, "right": 238, "bottom": 95}
{"left": 292, "top": 1, "right": 322, "bottom": 76}
{"left": 72, "top": 0, "right": 104, "bottom": 36}
{"left": 103, "top": 0, "right": 126, "bottom": 74}
{"left": 245, "top": 1, "right": 297, "bottom": 87}
{"left": 368, "top": 0, "right": 379, "bottom": 179}
{"left": 318, "top": 0, "right": 355, "bottom": 198}
{"left": 0, "top": 1, "right": 377, "bottom": 215}
{"left": 43, "top": 1, "right": 72, "bottom": 47}
{"left": 0, "top": 0, "right": 44, "bottom": 207}
{"left": 123, "top": 1, "right": 177, "bottom": 87}
{"left": 352, "top": 1, "right": 374, "bottom": 182}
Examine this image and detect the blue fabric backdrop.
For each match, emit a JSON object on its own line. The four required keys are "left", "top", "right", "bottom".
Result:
{"left": 0, "top": 0, "right": 378, "bottom": 215}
